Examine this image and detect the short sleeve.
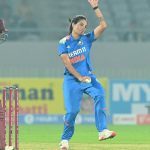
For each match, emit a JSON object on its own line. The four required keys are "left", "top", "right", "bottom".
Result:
{"left": 57, "top": 38, "right": 68, "bottom": 56}
{"left": 85, "top": 31, "right": 96, "bottom": 43}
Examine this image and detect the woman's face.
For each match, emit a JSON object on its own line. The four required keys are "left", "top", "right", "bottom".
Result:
{"left": 72, "top": 19, "right": 87, "bottom": 35}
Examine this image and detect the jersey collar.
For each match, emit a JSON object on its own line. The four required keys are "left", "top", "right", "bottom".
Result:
{"left": 70, "top": 34, "right": 81, "bottom": 42}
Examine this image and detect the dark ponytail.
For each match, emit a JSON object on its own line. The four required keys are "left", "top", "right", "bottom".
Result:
{"left": 68, "top": 15, "right": 87, "bottom": 35}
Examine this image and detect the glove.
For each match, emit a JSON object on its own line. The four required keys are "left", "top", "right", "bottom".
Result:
{"left": 0, "top": 19, "right": 8, "bottom": 43}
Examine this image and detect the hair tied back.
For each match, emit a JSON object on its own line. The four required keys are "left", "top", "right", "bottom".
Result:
{"left": 68, "top": 18, "right": 72, "bottom": 23}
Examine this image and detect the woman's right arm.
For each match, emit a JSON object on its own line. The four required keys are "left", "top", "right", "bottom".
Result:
{"left": 61, "top": 54, "right": 91, "bottom": 82}
{"left": 88, "top": 0, "right": 107, "bottom": 39}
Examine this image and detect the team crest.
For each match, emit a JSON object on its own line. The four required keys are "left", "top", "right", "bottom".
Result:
{"left": 78, "top": 40, "right": 83, "bottom": 45}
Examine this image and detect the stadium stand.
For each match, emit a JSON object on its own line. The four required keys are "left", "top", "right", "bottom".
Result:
{"left": 0, "top": 0, "right": 150, "bottom": 79}
{"left": 0, "top": 0, "right": 150, "bottom": 41}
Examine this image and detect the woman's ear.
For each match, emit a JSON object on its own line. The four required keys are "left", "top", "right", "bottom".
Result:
{"left": 72, "top": 23, "right": 75, "bottom": 28}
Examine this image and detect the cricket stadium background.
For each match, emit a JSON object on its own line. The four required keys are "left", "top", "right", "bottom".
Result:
{"left": 0, "top": 0, "right": 150, "bottom": 149}
{"left": 1, "top": 42, "right": 150, "bottom": 125}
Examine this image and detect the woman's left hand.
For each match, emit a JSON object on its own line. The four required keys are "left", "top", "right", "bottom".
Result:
{"left": 88, "top": 0, "right": 99, "bottom": 8}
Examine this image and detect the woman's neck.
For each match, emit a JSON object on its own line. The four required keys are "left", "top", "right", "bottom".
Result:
{"left": 72, "top": 32, "right": 79, "bottom": 39}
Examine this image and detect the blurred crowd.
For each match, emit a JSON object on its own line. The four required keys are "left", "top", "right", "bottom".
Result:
{"left": 0, "top": 0, "right": 150, "bottom": 42}
{"left": 0, "top": 0, "right": 40, "bottom": 41}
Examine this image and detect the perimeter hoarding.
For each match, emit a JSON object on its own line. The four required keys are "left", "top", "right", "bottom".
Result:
{"left": 110, "top": 80, "right": 150, "bottom": 115}
{"left": 0, "top": 78, "right": 64, "bottom": 114}
{"left": 0, "top": 78, "right": 108, "bottom": 115}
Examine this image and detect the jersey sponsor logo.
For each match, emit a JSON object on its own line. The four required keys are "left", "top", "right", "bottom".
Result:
{"left": 68, "top": 47, "right": 86, "bottom": 58}
{"left": 70, "top": 54, "right": 85, "bottom": 64}
{"left": 68, "top": 46, "right": 86, "bottom": 64}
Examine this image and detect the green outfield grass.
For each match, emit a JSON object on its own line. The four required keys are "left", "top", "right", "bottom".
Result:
{"left": 18, "top": 124, "right": 150, "bottom": 150}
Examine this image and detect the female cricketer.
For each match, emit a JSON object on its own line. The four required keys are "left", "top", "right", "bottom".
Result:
{"left": 58, "top": 0, "right": 116, "bottom": 149}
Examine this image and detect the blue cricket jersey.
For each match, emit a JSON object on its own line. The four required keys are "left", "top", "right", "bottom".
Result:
{"left": 58, "top": 31, "right": 96, "bottom": 76}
